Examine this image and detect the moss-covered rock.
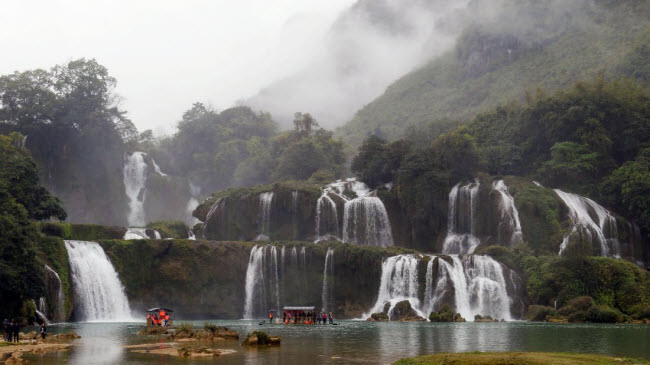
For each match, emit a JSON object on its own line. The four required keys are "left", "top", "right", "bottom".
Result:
{"left": 35, "top": 235, "right": 73, "bottom": 321}
{"left": 146, "top": 221, "right": 189, "bottom": 239}
{"left": 38, "top": 222, "right": 127, "bottom": 241}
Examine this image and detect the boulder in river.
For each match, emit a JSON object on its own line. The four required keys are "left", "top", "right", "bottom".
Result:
{"left": 391, "top": 300, "right": 426, "bottom": 322}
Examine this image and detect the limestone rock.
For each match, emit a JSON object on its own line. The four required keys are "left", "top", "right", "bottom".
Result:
{"left": 390, "top": 300, "right": 425, "bottom": 322}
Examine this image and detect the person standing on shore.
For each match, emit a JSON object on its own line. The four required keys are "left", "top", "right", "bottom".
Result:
{"left": 40, "top": 322, "right": 47, "bottom": 340}
{"left": 12, "top": 320, "right": 19, "bottom": 342}
{"left": 2, "top": 319, "right": 8, "bottom": 341}
{"left": 329, "top": 312, "right": 334, "bottom": 324}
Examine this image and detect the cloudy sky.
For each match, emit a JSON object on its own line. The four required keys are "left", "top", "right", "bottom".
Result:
{"left": 0, "top": 0, "right": 355, "bottom": 134}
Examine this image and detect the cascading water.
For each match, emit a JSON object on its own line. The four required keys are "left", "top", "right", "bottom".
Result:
{"left": 123, "top": 228, "right": 160, "bottom": 240}
{"left": 492, "top": 180, "right": 523, "bottom": 246}
{"left": 443, "top": 180, "right": 481, "bottom": 254}
{"left": 255, "top": 192, "right": 274, "bottom": 241}
{"left": 243, "top": 245, "right": 266, "bottom": 319}
{"left": 554, "top": 189, "right": 620, "bottom": 257}
{"left": 321, "top": 248, "right": 334, "bottom": 311}
{"left": 65, "top": 241, "right": 133, "bottom": 322}
{"left": 243, "top": 245, "right": 282, "bottom": 319}
{"left": 185, "top": 182, "right": 201, "bottom": 229}
{"left": 363, "top": 255, "right": 424, "bottom": 319}
{"left": 44, "top": 264, "right": 65, "bottom": 322}
{"left": 314, "top": 178, "right": 394, "bottom": 246}
{"left": 123, "top": 152, "right": 148, "bottom": 227}
{"left": 364, "top": 254, "right": 517, "bottom": 321}
{"left": 151, "top": 159, "right": 167, "bottom": 176}
{"left": 315, "top": 193, "right": 340, "bottom": 241}
{"left": 342, "top": 197, "right": 394, "bottom": 247}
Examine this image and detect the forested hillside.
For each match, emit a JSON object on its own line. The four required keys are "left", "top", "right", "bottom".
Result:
{"left": 338, "top": 0, "right": 650, "bottom": 146}
{"left": 352, "top": 77, "right": 650, "bottom": 247}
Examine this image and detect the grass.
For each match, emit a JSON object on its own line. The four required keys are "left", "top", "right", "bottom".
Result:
{"left": 393, "top": 352, "right": 650, "bottom": 365}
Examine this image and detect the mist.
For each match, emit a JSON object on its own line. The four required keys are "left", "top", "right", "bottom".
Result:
{"left": 244, "top": 0, "right": 473, "bottom": 129}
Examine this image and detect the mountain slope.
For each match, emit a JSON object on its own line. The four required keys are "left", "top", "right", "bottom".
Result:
{"left": 337, "top": 0, "right": 650, "bottom": 146}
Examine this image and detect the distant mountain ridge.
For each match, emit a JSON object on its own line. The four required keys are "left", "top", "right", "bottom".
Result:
{"left": 337, "top": 0, "right": 650, "bottom": 146}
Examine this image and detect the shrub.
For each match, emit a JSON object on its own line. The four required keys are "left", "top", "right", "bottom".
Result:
{"left": 429, "top": 305, "right": 455, "bottom": 322}
{"left": 527, "top": 305, "right": 556, "bottom": 321}
{"left": 568, "top": 311, "right": 587, "bottom": 323}
{"left": 251, "top": 331, "right": 270, "bottom": 345}
{"left": 585, "top": 305, "right": 623, "bottom": 323}
{"left": 630, "top": 305, "right": 650, "bottom": 320}
{"left": 558, "top": 296, "right": 594, "bottom": 316}
{"left": 176, "top": 323, "right": 195, "bottom": 336}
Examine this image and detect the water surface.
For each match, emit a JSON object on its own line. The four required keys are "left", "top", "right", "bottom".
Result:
{"left": 25, "top": 320, "right": 650, "bottom": 364}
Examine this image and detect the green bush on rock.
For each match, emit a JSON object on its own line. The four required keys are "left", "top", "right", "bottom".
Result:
{"left": 527, "top": 305, "right": 556, "bottom": 321}
{"left": 146, "top": 221, "right": 189, "bottom": 239}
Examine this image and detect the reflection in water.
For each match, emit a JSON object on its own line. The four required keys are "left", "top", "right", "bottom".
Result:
{"left": 69, "top": 323, "right": 126, "bottom": 365}
{"left": 22, "top": 320, "right": 650, "bottom": 364}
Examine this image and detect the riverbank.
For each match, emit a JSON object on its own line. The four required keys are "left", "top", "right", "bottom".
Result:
{"left": 393, "top": 352, "right": 650, "bottom": 365}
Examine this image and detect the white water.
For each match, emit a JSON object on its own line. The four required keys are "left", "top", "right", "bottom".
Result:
{"left": 554, "top": 189, "right": 619, "bottom": 257}
{"left": 364, "top": 254, "right": 515, "bottom": 321}
{"left": 443, "top": 180, "right": 481, "bottom": 254}
{"left": 44, "top": 265, "right": 65, "bottom": 322}
{"left": 492, "top": 180, "right": 523, "bottom": 246}
{"left": 342, "top": 197, "right": 394, "bottom": 247}
{"left": 243, "top": 245, "right": 266, "bottom": 319}
{"left": 270, "top": 246, "right": 280, "bottom": 314}
{"left": 123, "top": 228, "right": 160, "bottom": 240}
{"left": 255, "top": 192, "right": 274, "bottom": 241}
{"left": 65, "top": 241, "right": 133, "bottom": 322}
{"left": 37, "top": 297, "right": 50, "bottom": 324}
{"left": 315, "top": 193, "right": 340, "bottom": 241}
{"left": 321, "top": 248, "right": 334, "bottom": 311}
{"left": 185, "top": 182, "right": 201, "bottom": 227}
{"left": 151, "top": 159, "right": 167, "bottom": 176}
{"left": 123, "top": 152, "right": 148, "bottom": 227}
{"left": 363, "top": 255, "right": 424, "bottom": 320}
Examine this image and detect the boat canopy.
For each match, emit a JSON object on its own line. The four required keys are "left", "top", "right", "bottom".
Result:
{"left": 282, "top": 306, "right": 315, "bottom": 311}
{"left": 147, "top": 307, "right": 174, "bottom": 313}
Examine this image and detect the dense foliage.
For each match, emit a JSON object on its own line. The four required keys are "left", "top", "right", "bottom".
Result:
{"left": 338, "top": 1, "right": 650, "bottom": 146}
{"left": 353, "top": 78, "right": 650, "bottom": 244}
{"left": 148, "top": 109, "right": 346, "bottom": 193}
{"left": 0, "top": 133, "right": 66, "bottom": 317}
{"left": 0, "top": 59, "right": 134, "bottom": 224}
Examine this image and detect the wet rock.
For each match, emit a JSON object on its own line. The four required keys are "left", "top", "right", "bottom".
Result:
{"left": 390, "top": 300, "right": 425, "bottom": 322}
{"left": 474, "top": 315, "right": 499, "bottom": 322}
{"left": 242, "top": 331, "right": 280, "bottom": 346}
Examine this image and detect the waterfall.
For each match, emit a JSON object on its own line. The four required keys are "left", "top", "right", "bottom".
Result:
{"left": 291, "top": 246, "right": 298, "bottom": 266}
{"left": 363, "top": 255, "right": 423, "bottom": 319}
{"left": 34, "top": 298, "right": 49, "bottom": 325}
{"left": 342, "top": 197, "right": 394, "bottom": 247}
{"left": 44, "top": 265, "right": 65, "bottom": 322}
{"left": 321, "top": 248, "right": 334, "bottom": 311}
{"left": 123, "top": 152, "right": 148, "bottom": 227}
{"left": 244, "top": 245, "right": 283, "bottom": 319}
{"left": 65, "top": 241, "right": 133, "bottom": 322}
{"left": 270, "top": 246, "right": 280, "bottom": 314}
{"left": 151, "top": 158, "right": 167, "bottom": 176}
{"left": 185, "top": 182, "right": 201, "bottom": 227}
{"left": 443, "top": 180, "right": 481, "bottom": 254}
{"left": 315, "top": 193, "right": 340, "bottom": 242}
{"left": 255, "top": 192, "right": 274, "bottom": 241}
{"left": 554, "top": 189, "right": 620, "bottom": 257}
{"left": 364, "top": 254, "right": 517, "bottom": 321}
{"left": 492, "top": 180, "right": 523, "bottom": 246}
{"left": 243, "top": 245, "right": 266, "bottom": 319}
{"left": 292, "top": 191, "right": 299, "bottom": 239}
{"left": 123, "top": 228, "right": 160, "bottom": 240}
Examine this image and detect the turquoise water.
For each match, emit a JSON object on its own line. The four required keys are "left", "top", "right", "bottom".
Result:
{"left": 24, "top": 320, "right": 650, "bottom": 364}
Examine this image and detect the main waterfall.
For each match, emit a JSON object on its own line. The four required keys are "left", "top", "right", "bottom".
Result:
{"left": 364, "top": 254, "right": 520, "bottom": 321}
{"left": 65, "top": 240, "right": 133, "bottom": 322}
{"left": 554, "top": 189, "right": 621, "bottom": 257}
{"left": 443, "top": 180, "right": 481, "bottom": 254}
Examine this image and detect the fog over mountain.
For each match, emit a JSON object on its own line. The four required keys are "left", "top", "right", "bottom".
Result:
{"left": 244, "top": 0, "right": 471, "bottom": 129}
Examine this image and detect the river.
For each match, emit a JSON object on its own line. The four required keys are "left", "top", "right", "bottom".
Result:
{"left": 24, "top": 320, "right": 650, "bottom": 364}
